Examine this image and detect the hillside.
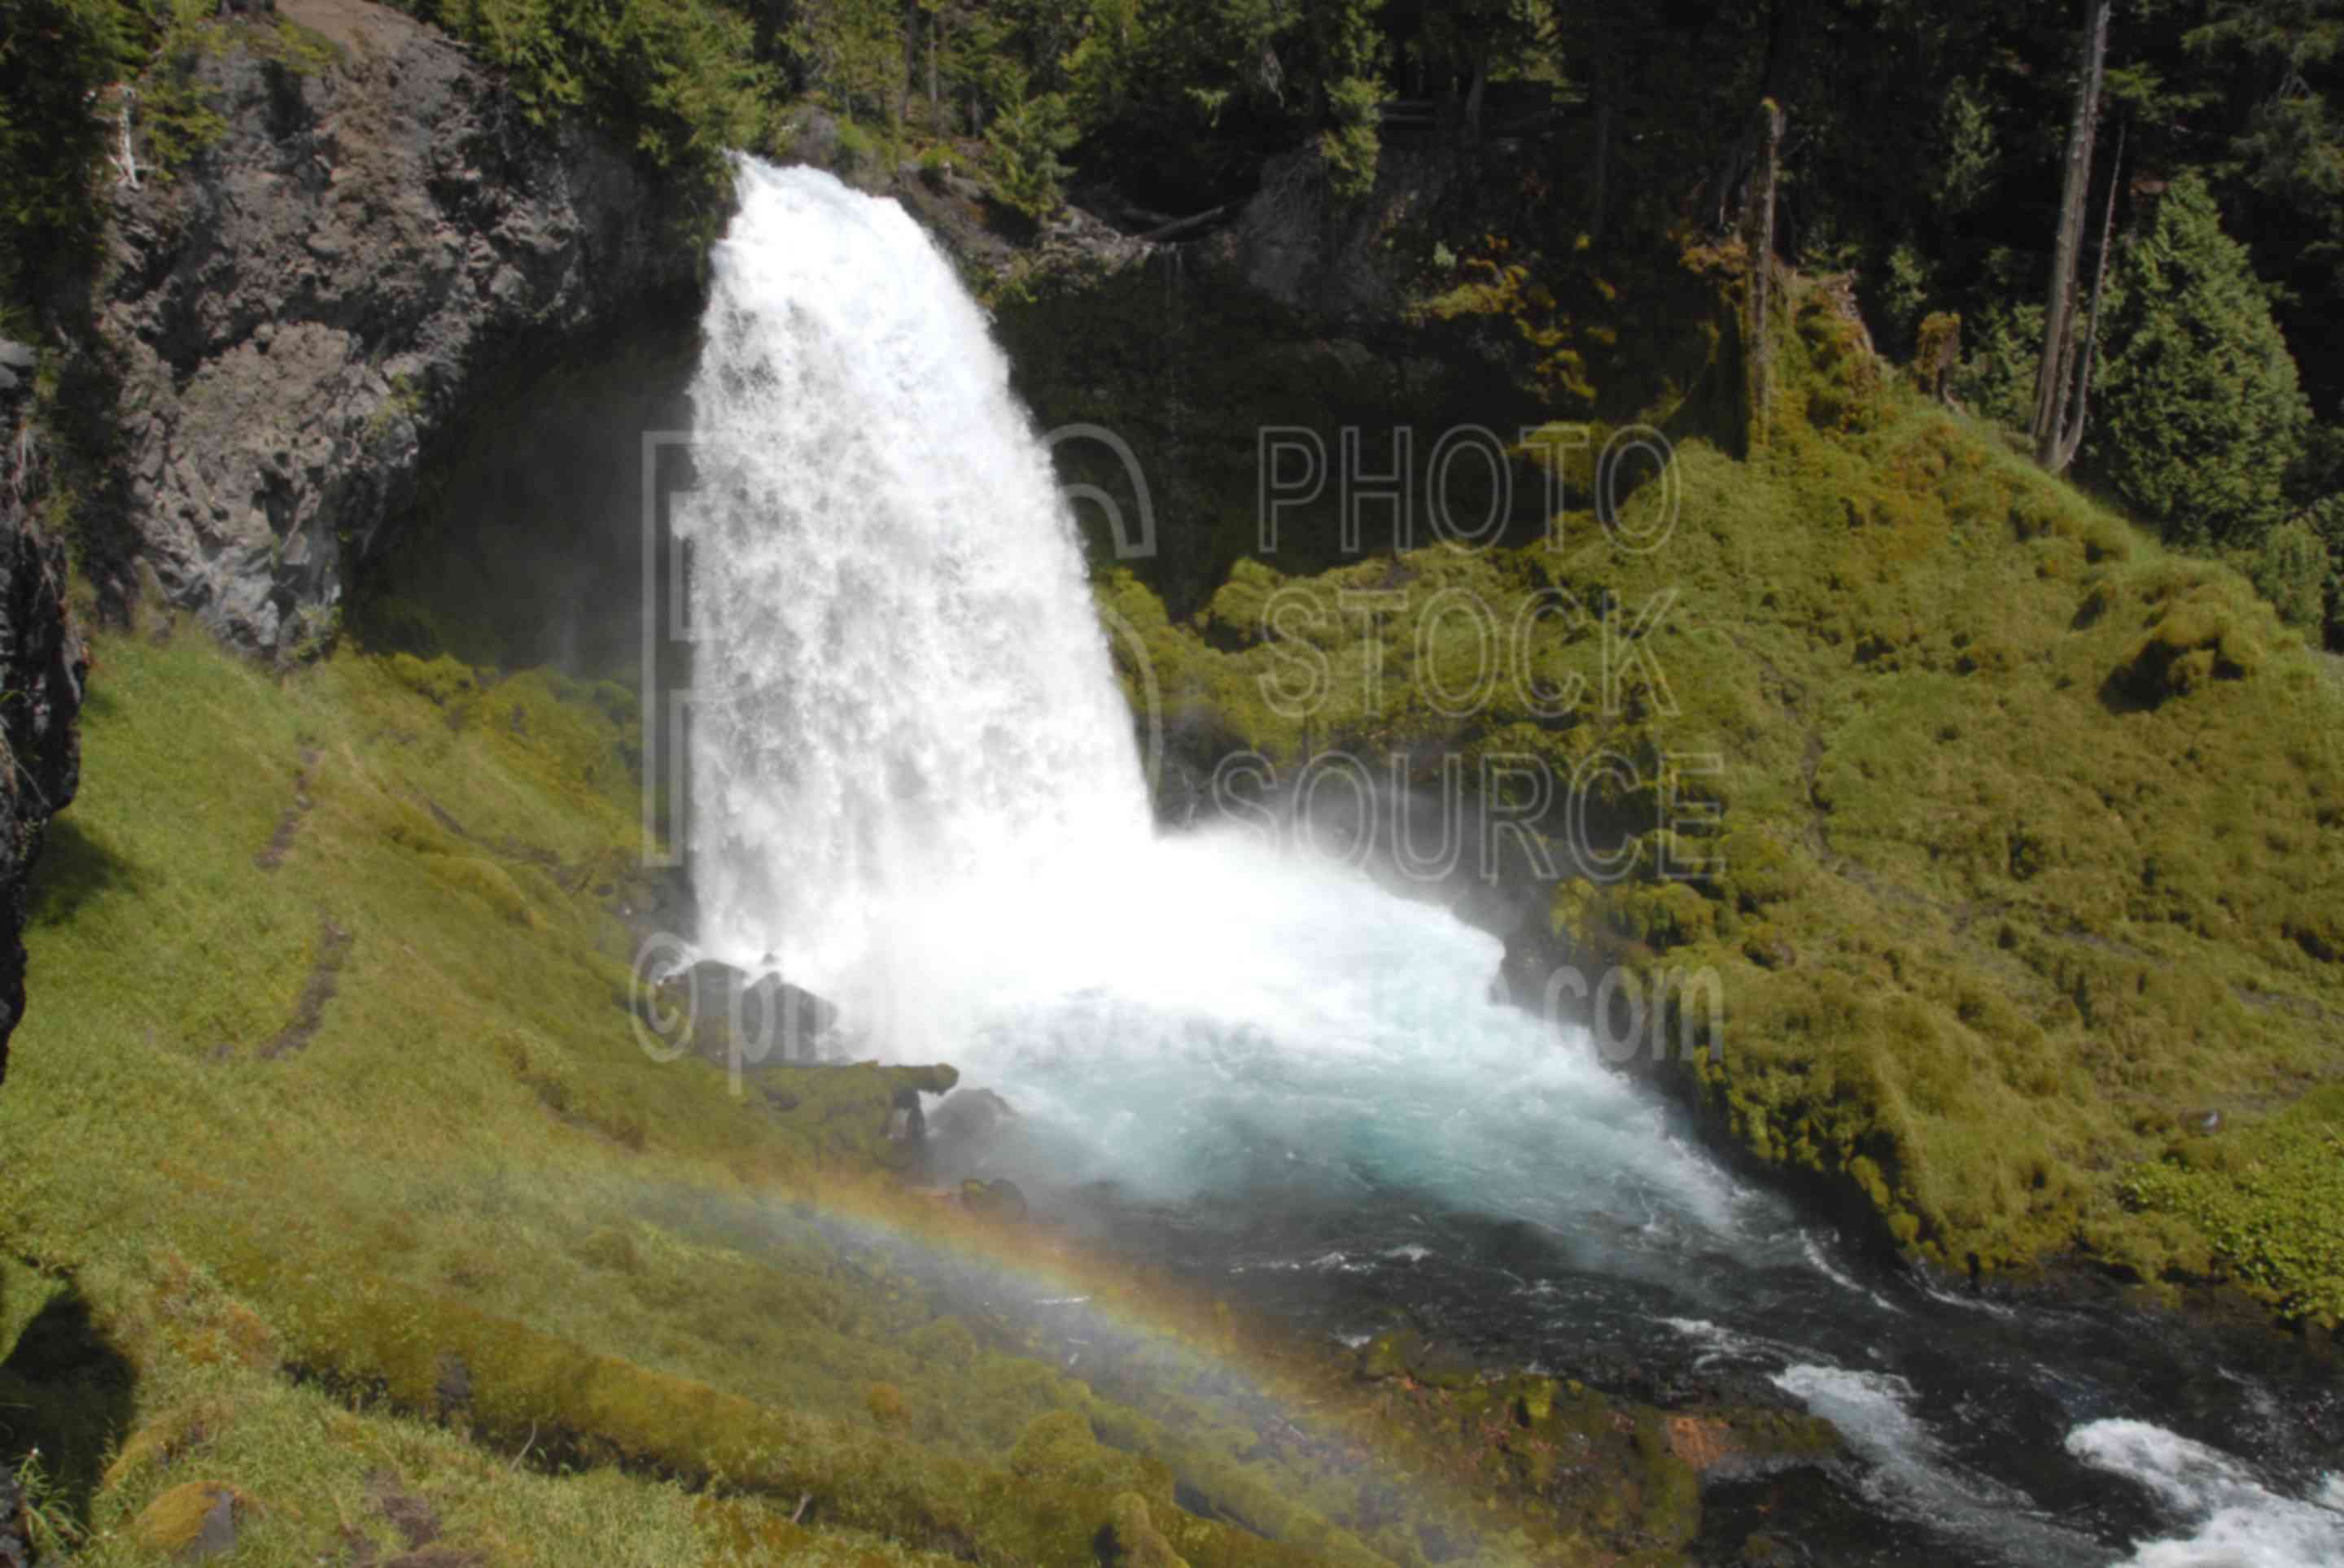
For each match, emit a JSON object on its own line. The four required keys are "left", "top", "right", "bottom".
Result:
{"left": 1092, "top": 273, "right": 2344, "bottom": 1325}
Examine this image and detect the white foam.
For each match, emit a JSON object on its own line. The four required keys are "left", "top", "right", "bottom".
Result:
{"left": 2069, "top": 1419, "right": 2344, "bottom": 1567}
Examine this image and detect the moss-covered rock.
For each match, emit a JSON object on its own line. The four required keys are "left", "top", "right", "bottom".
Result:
{"left": 130, "top": 1480, "right": 243, "bottom": 1558}
{"left": 1109, "top": 1492, "right": 1193, "bottom": 1567}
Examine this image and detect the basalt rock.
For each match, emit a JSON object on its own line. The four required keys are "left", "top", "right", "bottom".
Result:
{"left": 0, "top": 348, "right": 88, "bottom": 1088}
{"left": 98, "top": 0, "right": 702, "bottom": 653}
{"left": 927, "top": 1086, "right": 1020, "bottom": 1171}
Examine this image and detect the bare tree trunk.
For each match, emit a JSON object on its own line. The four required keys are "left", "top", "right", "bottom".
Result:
{"left": 1746, "top": 98, "right": 1786, "bottom": 439}
{"left": 2048, "top": 120, "right": 2125, "bottom": 474}
{"left": 1706, "top": 0, "right": 1806, "bottom": 234}
{"left": 897, "top": 0, "right": 916, "bottom": 128}
{"left": 927, "top": 4, "right": 941, "bottom": 121}
{"left": 2031, "top": 0, "right": 2113, "bottom": 467}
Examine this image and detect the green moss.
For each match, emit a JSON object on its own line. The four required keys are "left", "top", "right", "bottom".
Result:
{"left": 1109, "top": 1492, "right": 1193, "bottom": 1568}
{"left": 1008, "top": 1409, "right": 1175, "bottom": 1509}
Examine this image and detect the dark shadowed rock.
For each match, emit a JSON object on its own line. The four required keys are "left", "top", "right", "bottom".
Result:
{"left": 0, "top": 1464, "right": 26, "bottom": 1568}
{"left": 927, "top": 1087, "right": 1019, "bottom": 1171}
{"left": 0, "top": 356, "right": 86, "bottom": 1090}
{"left": 433, "top": 1350, "right": 470, "bottom": 1415}
{"left": 652, "top": 959, "right": 839, "bottom": 1066}
{"left": 961, "top": 1177, "right": 1029, "bottom": 1221}
{"left": 886, "top": 1084, "right": 929, "bottom": 1177}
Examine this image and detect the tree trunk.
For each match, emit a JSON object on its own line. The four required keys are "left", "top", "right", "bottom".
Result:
{"left": 2048, "top": 120, "right": 2125, "bottom": 474}
{"left": 1746, "top": 98, "right": 1786, "bottom": 439}
{"left": 1706, "top": 0, "right": 1806, "bottom": 233}
{"left": 2031, "top": 0, "right": 2113, "bottom": 468}
{"left": 927, "top": 4, "right": 941, "bottom": 121}
{"left": 897, "top": 0, "right": 916, "bottom": 127}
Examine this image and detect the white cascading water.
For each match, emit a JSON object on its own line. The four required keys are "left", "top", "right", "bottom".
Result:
{"left": 679, "top": 160, "right": 2337, "bottom": 1568}
{"left": 2067, "top": 1422, "right": 2344, "bottom": 1568}
{"left": 680, "top": 159, "right": 1152, "bottom": 986}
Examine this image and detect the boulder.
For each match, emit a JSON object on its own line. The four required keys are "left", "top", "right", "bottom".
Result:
{"left": 1108, "top": 1494, "right": 1189, "bottom": 1568}
{"left": 926, "top": 1086, "right": 1019, "bottom": 1168}
{"left": 960, "top": 1177, "right": 1029, "bottom": 1222}
{"left": 652, "top": 959, "right": 839, "bottom": 1066}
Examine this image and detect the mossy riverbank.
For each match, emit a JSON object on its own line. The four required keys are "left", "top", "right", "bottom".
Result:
{"left": 1091, "top": 272, "right": 2344, "bottom": 1331}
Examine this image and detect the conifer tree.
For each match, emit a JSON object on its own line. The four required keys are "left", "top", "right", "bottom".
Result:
{"left": 2089, "top": 173, "right": 2313, "bottom": 545}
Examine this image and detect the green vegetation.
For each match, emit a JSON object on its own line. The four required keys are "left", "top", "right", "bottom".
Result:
{"left": 1096, "top": 270, "right": 2344, "bottom": 1323}
{"left": 0, "top": 1, "right": 138, "bottom": 304}
{"left": 2123, "top": 1085, "right": 2344, "bottom": 1324}
{"left": 389, "top": 0, "right": 776, "bottom": 225}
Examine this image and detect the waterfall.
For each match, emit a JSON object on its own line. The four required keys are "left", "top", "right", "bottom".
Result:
{"left": 675, "top": 158, "right": 1742, "bottom": 1232}
{"left": 679, "top": 160, "right": 1151, "bottom": 985}
{"left": 667, "top": 157, "right": 2338, "bottom": 1568}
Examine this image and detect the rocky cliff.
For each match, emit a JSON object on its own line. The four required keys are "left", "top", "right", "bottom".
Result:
{"left": 102, "top": 0, "right": 705, "bottom": 655}
{"left": 0, "top": 353, "right": 87, "bottom": 1086}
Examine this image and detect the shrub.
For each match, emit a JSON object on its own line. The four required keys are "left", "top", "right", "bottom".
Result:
{"left": 2242, "top": 516, "right": 2333, "bottom": 632}
{"left": 985, "top": 86, "right": 1077, "bottom": 221}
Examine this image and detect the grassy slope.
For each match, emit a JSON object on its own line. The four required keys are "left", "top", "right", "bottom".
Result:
{"left": 1100, "top": 277, "right": 2344, "bottom": 1324}
{"left": 0, "top": 624, "right": 1013, "bottom": 1561}
{"left": 0, "top": 618, "right": 1782, "bottom": 1566}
